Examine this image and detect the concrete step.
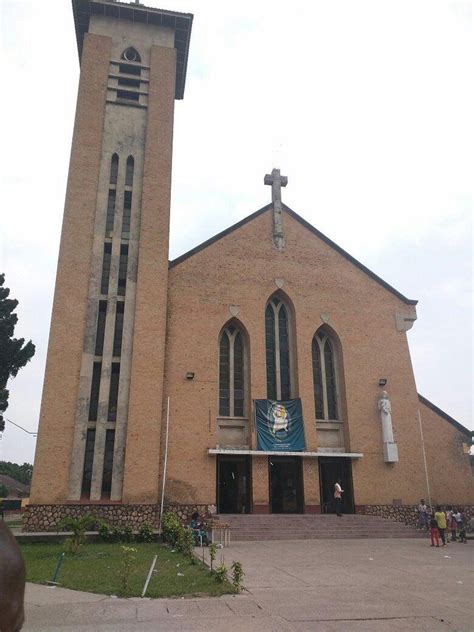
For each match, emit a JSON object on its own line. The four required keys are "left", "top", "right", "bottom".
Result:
{"left": 214, "top": 514, "right": 425, "bottom": 540}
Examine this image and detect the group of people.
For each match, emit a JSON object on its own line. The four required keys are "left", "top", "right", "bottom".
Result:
{"left": 417, "top": 500, "right": 468, "bottom": 547}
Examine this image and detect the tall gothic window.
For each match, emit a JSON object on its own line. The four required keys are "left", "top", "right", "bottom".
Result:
{"left": 265, "top": 295, "right": 293, "bottom": 400}
{"left": 219, "top": 323, "right": 246, "bottom": 417}
{"left": 125, "top": 156, "right": 134, "bottom": 187}
{"left": 109, "top": 154, "right": 119, "bottom": 185}
{"left": 312, "top": 329, "right": 339, "bottom": 420}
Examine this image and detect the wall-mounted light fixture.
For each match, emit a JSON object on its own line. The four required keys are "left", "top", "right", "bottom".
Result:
{"left": 378, "top": 378, "right": 387, "bottom": 387}
{"left": 185, "top": 372, "right": 195, "bottom": 380}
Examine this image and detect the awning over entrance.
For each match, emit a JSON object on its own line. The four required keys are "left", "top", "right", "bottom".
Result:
{"left": 208, "top": 448, "right": 363, "bottom": 458}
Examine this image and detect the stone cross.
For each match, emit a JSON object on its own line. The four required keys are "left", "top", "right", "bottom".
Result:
{"left": 264, "top": 168, "right": 288, "bottom": 251}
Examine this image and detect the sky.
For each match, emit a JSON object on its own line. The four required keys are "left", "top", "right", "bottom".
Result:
{"left": 0, "top": 0, "right": 472, "bottom": 465}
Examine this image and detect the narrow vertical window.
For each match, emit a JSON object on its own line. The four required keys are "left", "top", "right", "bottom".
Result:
{"left": 109, "top": 154, "right": 119, "bottom": 185}
{"left": 219, "top": 333, "right": 230, "bottom": 416}
{"left": 95, "top": 301, "right": 107, "bottom": 356}
{"left": 265, "top": 304, "right": 277, "bottom": 400}
{"left": 265, "top": 295, "right": 294, "bottom": 400}
{"left": 108, "top": 363, "right": 120, "bottom": 422}
{"left": 89, "top": 362, "right": 102, "bottom": 421}
{"left": 125, "top": 156, "right": 134, "bottom": 187}
{"left": 324, "top": 339, "right": 338, "bottom": 419}
{"left": 312, "top": 329, "right": 340, "bottom": 421}
{"left": 81, "top": 429, "right": 96, "bottom": 497}
{"left": 121, "top": 191, "right": 132, "bottom": 238}
{"left": 219, "top": 324, "right": 246, "bottom": 417}
{"left": 101, "top": 243, "right": 112, "bottom": 296}
{"left": 101, "top": 429, "right": 115, "bottom": 498}
{"left": 105, "top": 190, "right": 116, "bottom": 234}
{"left": 117, "top": 245, "right": 128, "bottom": 296}
{"left": 312, "top": 337, "right": 324, "bottom": 418}
{"left": 233, "top": 332, "right": 244, "bottom": 417}
{"left": 112, "top": 302, "right": 124, "bottom": 357}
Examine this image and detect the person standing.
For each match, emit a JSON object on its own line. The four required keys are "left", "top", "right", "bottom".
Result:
{"left": 429, "top": 513, "right": 440, "bottom": 547}
{"left": 418, "top": 499, "right": 429, "bottom": 531}
{"left": 434, "top": 505, "right": 448, "bottom": 546}
{"left": 334, "top": 479, "right": 344, "bottom": 517}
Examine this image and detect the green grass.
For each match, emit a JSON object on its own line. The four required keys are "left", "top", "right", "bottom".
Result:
{"left": 20, "top": 542, "right": 235, "bottom": 598}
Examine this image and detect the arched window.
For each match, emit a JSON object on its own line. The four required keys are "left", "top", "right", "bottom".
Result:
{"left": 109, "top": 153, "right": 119, "bottom": 185}
{"left": 125, "top": 156, "right": 134, "bottom": 187}
{"left": 265, "top": 295, "right": 293, "bottom": 400}
{"left": 312, "top": 328, "right": 339, "bottom": 420}
{"left": 121, "top": 47, "right": 141, "bottom": 63}
{"left": 219, "top": 323, "right": 246, "bottom": 417}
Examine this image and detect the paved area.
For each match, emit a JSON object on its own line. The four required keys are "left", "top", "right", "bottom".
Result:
{"left": 23, "top": 538, "right": 473, "bottom": 631}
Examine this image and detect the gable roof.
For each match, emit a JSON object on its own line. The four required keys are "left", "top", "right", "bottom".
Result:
{"left": 169, "top": 203, "right": 418, "bottom": 306}
{"left": 418, "top": 394, "right": 471, "bottom": 437}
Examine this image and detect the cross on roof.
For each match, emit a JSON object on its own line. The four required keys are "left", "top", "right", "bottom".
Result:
{"left": 264, "top": 168, "right": 288, "bottom": 251}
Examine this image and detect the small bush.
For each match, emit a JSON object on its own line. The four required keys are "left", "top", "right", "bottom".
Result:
{"left": 231, "top": 560, "right": 244, "bottom": 592}
{"left": 178, "top": 527, "right": 195, "bottom": 561}
{"left": 138, "top": 521, "right": 154, "bottom": 542}
{"left": 214, "top": 563, "right": 228, "bottom": 583}
{"left": 98, "top": 522, "right": 111, "bottom": 542}
{"left": 122, "top": 525, "right": 134, "bottom": 543}
{"left": 161, "top": 512, "right": 182, "bottom": 545}
{"left": 209, "top": 543, "right": 217, "bottom": 572}
{"left": 118, "top": 546, "right": 137, "bottom": 596}
{"left": 58, "top": 514, "right": 95, "bottom": 554}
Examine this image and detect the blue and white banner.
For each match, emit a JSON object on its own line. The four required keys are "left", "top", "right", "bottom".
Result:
{"left": 255, "top": 399, "right": 305, "bottom": 451}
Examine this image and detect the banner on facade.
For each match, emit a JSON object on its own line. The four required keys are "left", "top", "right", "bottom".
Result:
{"left": 254, "top": 399, "right": 305, "bottom": 451}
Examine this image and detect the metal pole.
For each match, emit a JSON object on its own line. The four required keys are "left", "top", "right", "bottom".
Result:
{"left": 417, "top": 409, "right": 432, "bottom": 509}
{"left": 159, "top": 397, "right": 170, "bottom": 531}
{"left": 47, "top": 552, "right": 65, "bottom": 586}
{"left": 141, "top": 554, "right": 158, "bottom": 598}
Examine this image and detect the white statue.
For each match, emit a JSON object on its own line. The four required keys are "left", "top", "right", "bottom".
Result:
{"left": 378, "top": 391, "right": 394, "bottom": 444}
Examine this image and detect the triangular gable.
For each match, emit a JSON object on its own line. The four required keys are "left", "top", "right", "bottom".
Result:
{"left": 169, "top": 203, "right": 417, "bottom": 306}
{"left": 418, "top": 394, "right": 471, "bottom": 437}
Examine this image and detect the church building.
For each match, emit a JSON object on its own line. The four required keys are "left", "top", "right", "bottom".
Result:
{"left": 26, "top": 0, "right": 472, "bottom": 530}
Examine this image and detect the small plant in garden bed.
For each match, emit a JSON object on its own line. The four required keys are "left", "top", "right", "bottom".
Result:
{"left": 137, "top": 521, "right": 154, "bottom": 542}
{"left": 58, "top": 515, "right": 95, "bottom": 554}
{"left": 231, "top": 560, "right": 244, "bottom": 592}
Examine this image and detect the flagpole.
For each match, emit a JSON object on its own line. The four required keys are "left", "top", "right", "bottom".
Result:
{"left": 417, "top": 409, "right": 432, "bottom": 510}
{"left": 159, "top": 396, "right": 170, "bottom": 532}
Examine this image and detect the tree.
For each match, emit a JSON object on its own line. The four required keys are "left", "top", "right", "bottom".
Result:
{"left": 0, "top": 462, "right": 33, "bottom": 485}
{"left": 0, "top": 484, "right": 8, "bottom": 497}
{"left": 0, "top": 274, "right": 35, "bottom": 433}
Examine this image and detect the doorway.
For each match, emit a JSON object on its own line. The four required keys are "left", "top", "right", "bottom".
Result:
{"left": 269, "top": 456, "right": 304, "bottom": 513}
{"left": 216, "top": 456, "right": 251, "bottom": 514}
{"left": 319, "top": 457, "right": 355, "bottom": 514}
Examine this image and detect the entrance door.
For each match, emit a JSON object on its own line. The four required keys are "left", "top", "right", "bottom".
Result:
{"left": 269, "top": 456, "right": 304, "bottom": 513}
{"left": 319, "top": 457, "right": 355, "bottom": 514}
{"left": 217, "top": 456, "right": 251, "bottom": 514}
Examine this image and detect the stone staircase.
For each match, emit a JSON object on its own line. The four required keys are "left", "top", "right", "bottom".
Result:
{"left": 215, "top": 514, "right": 425, "bottom": 541}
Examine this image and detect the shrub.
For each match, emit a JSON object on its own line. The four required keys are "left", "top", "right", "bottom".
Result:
{"left": 122, "top": 525, "right": 134, "bottom": 543}
{"left": 231, "top": 560, "right": 244, "bottom": 592}
{"left": 214, "top": 563, "right": 228, "bottom": 583}
{"left": 119, "top": 546, "right": 137, "bottom": 596}
{"left": 209, "top": 543, "right": 217, "bottom": 572}
{"left": 98, "top": 522, "right": 111, "bottom": 542}
{"left": 161, "top": 511, "right": 182, "bottom": 545}
{"left": 138, "top": 521, "right": 154, "bottom": 542}
{"left": 178, "top": 527, "right": 195, "bottom": 562}
{"left": 58, "top": 514, "right": 95, "bottom": 554}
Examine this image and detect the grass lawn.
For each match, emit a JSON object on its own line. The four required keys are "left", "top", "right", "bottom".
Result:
{"left": 20, "top": 542, "right": 235, "bottom": 598}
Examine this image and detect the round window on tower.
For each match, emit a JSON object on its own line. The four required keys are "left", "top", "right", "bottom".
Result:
{"left": 122, "top": 47, "right": 141, "bottom": 63}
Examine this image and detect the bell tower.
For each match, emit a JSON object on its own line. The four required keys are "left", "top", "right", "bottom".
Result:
{"left": 30, "top": 1, "right": 193, "bottom": 506}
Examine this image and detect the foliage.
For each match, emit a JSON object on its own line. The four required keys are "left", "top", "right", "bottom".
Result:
{"left": 122, "top": 525, "right": 134, "bottom": 543}
{"left": 231, "top": 560, "right": 245, "bottom": 592}
{"left": 214, "top": 563, "right": 228, "bottom": 583}
{"left": 209, "top": 543, "right": 217, "bottom": 572}
{"left": 161, "top": 511, "right": 182, "bottom": 545}
{"left": 178, "top": 527, "right": 195, "bottom": 562}
{"left": 137, "top": 521, "right": 154, "bottom": 542}
{"left": 0, "top": 483, "right": 8, "bottom": 497}
{"left": 119, "top": 546, "right": 137, "bottom": 596}
{"left": 0, "top": 461, "right": 33, "bottom": 485}
{"left": 98, "top": 522, "right": 111, "bottom": 542}
{"left": 20, "top": 542, "right": 234, "bottom": 598}
{"left": 0, "top": 274, "right": 36, "bottom": 433}
{"left": 58, "top": 514, "right": 96, "bottom": 554}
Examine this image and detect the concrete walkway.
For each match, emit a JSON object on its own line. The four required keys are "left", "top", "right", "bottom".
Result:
{"left": 24, "top": 538, "right": 473, "bottom": 631}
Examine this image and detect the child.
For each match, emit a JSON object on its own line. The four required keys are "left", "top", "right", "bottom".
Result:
{"left": 418, "top": 499, "right": 429, "bottom": 531}
{"left": 434, "top": 505, "right": 448, "bottom": 546}
{"left": 458, "top": 509, "right": 467, "bottom": 544}
{"left": 429, "top": 513, "right": 440, "bottom": 547}
{"left": 449, "top": 507, "right": 457, "bottom": 541}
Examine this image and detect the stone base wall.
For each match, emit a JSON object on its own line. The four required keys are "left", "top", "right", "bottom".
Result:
{"left": 22, "top": 504, "right": 160, "bottom": 532}
{"left": 22, "top": 503, "right": 217, "bottom": 532}
{"left": 360, "top": 504, "right": 474, "bottom": 527}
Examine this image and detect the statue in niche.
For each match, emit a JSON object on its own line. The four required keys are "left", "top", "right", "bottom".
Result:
{"left": 378, "top": 391, "right": 394, "bottom": 444}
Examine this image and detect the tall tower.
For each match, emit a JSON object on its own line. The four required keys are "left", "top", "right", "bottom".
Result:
{"left": 30, "top": 1, "right": 193, "bottom": 507}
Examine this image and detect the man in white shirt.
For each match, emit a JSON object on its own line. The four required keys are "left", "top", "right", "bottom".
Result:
{"left": 334, "top": 479, "right": 344, "bottom": 516}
